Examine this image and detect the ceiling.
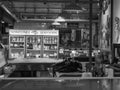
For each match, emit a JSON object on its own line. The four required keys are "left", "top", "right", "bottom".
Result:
{"left": 0, "top": 0, "right": 100, "bottom": 22}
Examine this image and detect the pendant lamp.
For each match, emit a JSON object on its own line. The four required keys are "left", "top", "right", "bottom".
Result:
{"left": 54, "top": 16, "right": 66, "bottom": 22}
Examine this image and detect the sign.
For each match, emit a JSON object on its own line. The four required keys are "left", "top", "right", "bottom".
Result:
{"left": 9, "top": 29, "right": 59, "bottom": 36}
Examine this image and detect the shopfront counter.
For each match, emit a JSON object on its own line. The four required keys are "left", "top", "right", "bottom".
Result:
{"left": 7, "top": 56, "right": 94, "bottom": 64}
{"left": 5, "top": 58, "right": 63, "bottom": 77}
{"left": 8, "top": 58, "right": 63, "bottom": 64}
{"left": 0, "top": 77, "right": 120, "bottom": 90}
{"left": 7, "top": 57, "right": 95, "bottom": 77}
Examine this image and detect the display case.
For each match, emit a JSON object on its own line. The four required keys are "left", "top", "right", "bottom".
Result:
{"left": 43, "top": 36, "right": 59, "bottom": 58}
{"left": 9, "top": 35, "right": 25, "bottom": 58}
{"left": 9, "top": 30, "right": 59, "bottom": 59}
{"left": 26, "top": 36, "right": 42, "bottom": 58}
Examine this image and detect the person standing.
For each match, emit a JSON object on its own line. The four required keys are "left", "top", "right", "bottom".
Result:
{"left": 92, "top": 53, "right": 105, "bottom": 77}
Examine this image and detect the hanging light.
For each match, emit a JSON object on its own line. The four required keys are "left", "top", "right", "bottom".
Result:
{"left": 52, "top": 21, "right": 61, "bottom": 25}
{"left": 54, "top": 16, "right": 65, "bottom": 22}
{"left": 52, "top": 15, "right": 65, "bottom": 26}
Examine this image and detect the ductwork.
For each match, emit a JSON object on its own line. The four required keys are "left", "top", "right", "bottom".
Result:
{"left": 0, "top": 3, "right": 20, "bottom": 22}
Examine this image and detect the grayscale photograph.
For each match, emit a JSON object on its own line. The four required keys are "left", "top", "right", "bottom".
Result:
{"left": 0, "top": 0, "right": 120, "bottom": 90}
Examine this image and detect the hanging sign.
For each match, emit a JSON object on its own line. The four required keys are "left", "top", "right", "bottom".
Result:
{"left": 9, "top": 29, "right": 59, "bottom": 36}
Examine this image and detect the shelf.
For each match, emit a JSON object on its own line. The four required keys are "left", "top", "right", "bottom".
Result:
{"left": 44, "top": 50, "right": 57, "bottom": 51}
{"left": 27, "top": 49, "right": 41, "bottom": 51}
{"left": 10, "top": 48, "right": 24, "bottom": 49}
{"left": 27, "top": 42, "right": 41, "bottom": 44}
{"left": 10, "top": 42, "right": 24, "bottom": 43}
{"left": 44, "top": 43, "right": 57, "bottom": 45}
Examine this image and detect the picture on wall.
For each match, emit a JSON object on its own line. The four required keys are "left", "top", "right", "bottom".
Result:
{"left": 99, "top": 0, "right": 111, "bottom": 50}
{"left": 81, "top": 28, "right": 89, "bottom": 49}
{"left": 113, "top": 0, "right": 120, "bottom": 44}
{"left": 113, "top": 17, "right": 120, "bottom": 43}
{"left": 102, "top": 0, "right": 108, "bottom": 14}
{"left": 100, "top": 23, "right": 110, "bottom": 49}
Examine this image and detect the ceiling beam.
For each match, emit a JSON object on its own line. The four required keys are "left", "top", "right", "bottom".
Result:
{"left": 21, "top": 18, "right": 98, "bottom": 23}
{"left": 17, "top": 12, "right": 98, "bottom": 16}
{"left": 1, "top": 0, "right": 99, "bottom": 3}
{"left": 12, "top": 6, "right": 99, "bottom": 10}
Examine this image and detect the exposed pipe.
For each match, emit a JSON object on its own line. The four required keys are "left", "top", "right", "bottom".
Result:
{"left": 0, "top": 4, "right": 20, "bottom": 22}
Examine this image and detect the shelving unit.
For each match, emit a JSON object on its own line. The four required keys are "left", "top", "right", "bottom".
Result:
{"left": 9, "top": 29, "right": 59, "bottom": 59}
{"left": 43, "top": 36, "right": 59, "bottom": 58}
{"left": 26, "top": 36, "right": 42, "bottom": 58}
{"left": 9, "top": 35, "right": 25, "bottom": 58}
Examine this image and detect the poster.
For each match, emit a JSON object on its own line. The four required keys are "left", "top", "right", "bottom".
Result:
{"left": 81, "top": 28, "right": 89, "bottom": 49}
{"left": 113, "top": 0, "right": 120, "bottom": 44}
{"left": 99, "top": 0, "right": 111, "bottom": 50}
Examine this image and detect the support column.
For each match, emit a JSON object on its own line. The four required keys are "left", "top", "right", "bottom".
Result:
{"left": 0, "top": 8, "right": 3, "bottom": 41}
{"left": 89, "top": 0, "right": 93, "bottom": 71}
{"left": 111, "top": 0, "right": 114, "bottom": 61}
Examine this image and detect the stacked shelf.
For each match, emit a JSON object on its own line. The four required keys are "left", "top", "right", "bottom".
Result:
{"left": 9, "top": 36, "right": 25, "bottom": 58}
{"left": 26, "top": 36, "right": 42, "bottom": 58}
{"left": 43, "top": 36, "right": 58, "bottom": 58}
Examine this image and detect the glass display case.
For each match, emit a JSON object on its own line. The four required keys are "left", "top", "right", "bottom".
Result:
{"left": 9, "top": 36, "right": 25, "bottom": 58}
{"left": 26, "top": 36, "right": 42, "bottom": 58}
{"left": 43, "top": 36, "right": 59, "bottom": 58}
{"left": 9, "top": 30, "right": 59, "bottom": 59}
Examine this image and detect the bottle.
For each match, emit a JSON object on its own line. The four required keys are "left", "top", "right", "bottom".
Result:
{"left": 47, "top": 37, "right": 48, "bottom": 44}
{"left": 10, "top": 37, "right": 13, "bottom": 42}
{"left": 46, "top": 37, "right": 47, "bottom": 44}
{"left": 17, "top": 37, "right": 19, "bottom": 42}
{"left": 53, "top": 37, "right": 55, "bottom": 44}
{"left": 19, "top": 37, "right": 21, "bottom": 42}
{"left": 33, "top": 37, "right": 35, "bottom": 43}
{"left": 50, "top": 37, "right": 51, "bottom": 44}
{"left": 34, "top": 37, "right": 37, "bottom": 43}
{"left": 30, "top": 37, "right": 31, "bottom": 43}
{"left": 55, "top": 38, "right": 57, "bottom": 44}
{"left": 38, "top": 37, "right": 41, "bottom": 43}
{"left": 51, "top": 37, "right": 53, "bottom": 44}
{"left": 44, "top": 37, "right": 46, "bottom": 44}
{"left": 48, "top": 37, "right": 50, "bottom": 44}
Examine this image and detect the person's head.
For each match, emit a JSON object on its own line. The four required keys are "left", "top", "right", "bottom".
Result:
{"left": 95, "top": 53, "right": 103, "bottom": 64}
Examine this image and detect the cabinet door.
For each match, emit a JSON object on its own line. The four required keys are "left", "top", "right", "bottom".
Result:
{"left": 43, "top": 36, "right": 58, "bottom": 58}
{"left": 26, "top": 36, "right": 42, "bottom": 58}
{"left": 9, "top": 36, "right": 25, "bottom": 58}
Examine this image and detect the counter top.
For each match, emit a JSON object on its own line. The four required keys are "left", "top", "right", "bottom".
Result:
{"left": 8, "top": 58, "right": 63, "bottom": 64}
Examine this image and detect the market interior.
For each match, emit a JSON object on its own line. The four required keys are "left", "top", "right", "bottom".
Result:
{"left": 0, "top": 0, "right": 119, "bottom": 78}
